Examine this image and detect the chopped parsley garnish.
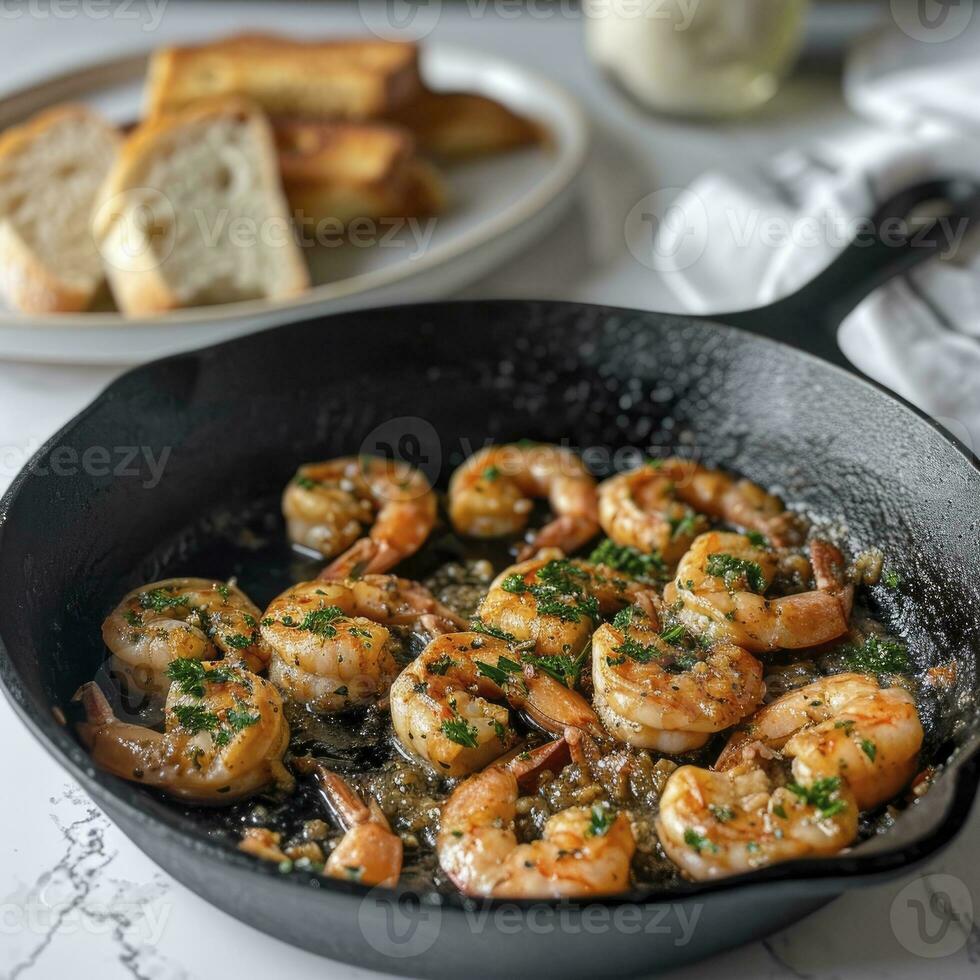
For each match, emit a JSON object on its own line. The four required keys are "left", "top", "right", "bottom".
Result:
{"left": 296, "top": 606, "right": 346, "bottom": 637}
{"left": 138, "top": 588, "right": 189, "bottom": 613}
{"left": 839, "top": 634, "right": 910, "bottom": 674}
{"left": 225, "top": 702, "right": 261, "bottom": 733}
{"left": 123, "top": 609, "right": 142, "bottom": 627}
{"left": 475, "top": 655, "right": 523, "bottom": 687}
{"left": 745, "top": 531, "right": 769, "bottom": 548}
{"left": 470, "top": 618, "right": 518, "bottom": 643}
{"left": 501, "top": 559, "right": 600, "bottom": 624}
{"left": 166, "top": 659, "right": 234, "bottom": 697}
{"left": 772, "top": 804, "right": 787, "bottom": 819}
{"left": 529, "top": 649, "right": 589, "bottom": 688}
{"left": 705, "top": 553, "right": 766, "bottom": 593}
{"left": 708, "top": 804, "right": 734, "bottom": 823}
{"left": 835, "top": 719, "right": 855, "bottom": 733}
{"left": 588, "top": 539, "right": 667, "bottom": 580}
{"left": 860, "top": 738, "right": 877, "bottom": 762}
{"left": 659, "top": 623, "right": 688, "bottom": 646}
{"left": 482, "top": 465, "right": 501, "bottom": 482}
{"left": 787, "top": 776, "right": 847, "bottom": 818}
{"left": 612, "top": 606, "right": 636, "bottom": 630}
{"left": 441, "top": 717, "right": 480, "bottom": 748}
{"left": 216, "top": 583, "right": 231, "bottom": 600}
{"left": 882, "top": 569, "right": 902, "bottom": 588}
{"left": 669, "top": 511, "right": 700, "bottom": 540}
{"left": 223, "top": 632, "right": 254, "bottom": 650}
{"left": 683, "top": 828, "right": 717, "bottom": 853}
{"left": 587, "top": 805, "right": 613, "bottom": 837}
{"left": 294, "top": 475, "right": 319, "bottom": 490}
{"left": 427, "top": 655, "right": 456, "bottom": 676}
{"left": 171, "top": 703, "right": 221, "bottom": 736}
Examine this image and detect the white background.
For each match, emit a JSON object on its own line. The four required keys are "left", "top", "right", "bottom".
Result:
{"left": 1, "top": 2, "right": 978, "bottom": 978}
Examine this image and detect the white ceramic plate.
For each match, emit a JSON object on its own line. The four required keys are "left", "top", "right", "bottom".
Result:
{"left": 0, "top": 45, "right": 588, "bottom": 365}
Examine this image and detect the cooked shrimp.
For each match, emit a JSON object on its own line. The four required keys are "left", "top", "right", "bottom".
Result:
{"left": 598, "top": 459, "right": 802, "bottom": 564}
{"left": 282, "top": 456, "right": 436, "bottom": 577}
{"left": 102, "top": 578, "right": 270, "bottom": 694}
{"left": 448, "top": 444, "right": 599, "bottom": 559}
{"left": 591, "top": 604, "right": 765, "bottom": 753}
{"left": 438, "top": 766, "right": 635, "bottom": 898}
{"left": 75, "top": 662, "right": 291, "bottom": 804}
{"left": 390, "top": 631, "right": 602, "bottom": 777}
{"left": 663, "top": 533, "right": 853, "bottom": 653}
{"left": 717, "top": 673, "right": 924, "bottom": 810}
{"left": 656, "top": 761, "right": 858, "bottom": 881}
{"left": 476, "top": 551, "right": 639, "bottom": 659}
{"left": 313, "top": 763, "right": 403, "bottom": 887}
{"left": 261, "top": 577, "right": 464, "bottom": 712}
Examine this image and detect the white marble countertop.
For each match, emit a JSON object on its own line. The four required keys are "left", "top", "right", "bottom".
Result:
{"left": 2, "top": 3, "right": 979, "bottom": 978}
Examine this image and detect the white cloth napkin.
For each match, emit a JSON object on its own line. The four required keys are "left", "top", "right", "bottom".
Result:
{"left": 655, "top": 18, "right": 980, "bottom": 454}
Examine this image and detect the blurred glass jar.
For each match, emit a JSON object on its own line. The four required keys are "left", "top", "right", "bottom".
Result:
{"left": 584, "top": 0, "right": 810, "bottom": 119}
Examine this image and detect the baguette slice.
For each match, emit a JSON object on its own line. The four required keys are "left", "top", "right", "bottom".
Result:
{"left": 94, "top": 99, "right": 310, "bottom": 316}
{"left": 0, "top": 105, "right": 120, "bottom": 313}
{"left": 387, "top": 90, "right": 541, "bottom": 160}
{"left": 146, "top": 35, "right": 422, "bottom": 121}
{"left": 275, "top": 119, "right": 445, "bottom": 225}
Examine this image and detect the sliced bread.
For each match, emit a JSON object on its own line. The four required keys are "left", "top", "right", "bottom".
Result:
{"left": 94, "top": 99, "right": 310, "bottom": 316}
{"left": 0, "top": 105, "right": 120, "bottom": 313}
{"left": 387, "top": 90, "right": 541, "bottom": 160}
{"left": 274, "top": 119, "right": 446, "bottom": 225}
{"left": 145, "top": 35, "right": 422, "bottom": 121}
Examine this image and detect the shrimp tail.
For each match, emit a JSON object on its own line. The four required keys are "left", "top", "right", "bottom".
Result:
{"left": 319, "top": 538, "right": 385, "bottom": 580}
{"left": 518, "top": 515, "right": 599, "bottom": 561}
{"left": 312, "top": 763, "right": 384, "bottom": 831}
{"left": 73, "top": 681, "right": 116, "bottom": 745}
{"left": 502, "top": 738, "right": 571, "bottom": 791}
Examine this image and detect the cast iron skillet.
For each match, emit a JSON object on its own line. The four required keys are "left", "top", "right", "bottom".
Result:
{"left": 2, "top": 179, "right": 980, "bottom": 978}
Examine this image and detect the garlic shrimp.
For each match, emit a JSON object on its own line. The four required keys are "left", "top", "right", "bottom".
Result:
{"left": 390, "top": 631, "right": 601, "bottom": 777}
{"left": 449, "top": 443, "right": 599, "bottom": 558}
{"left": 438, "top": 766, "right": 635, "bottom": 898}
{"left": 591, "top": 604, "right": 765, "bottom": 753}
{"left": 75, "top": 661, "right": 291, "bottom": 804}
{"left": 283, "top": 456, "right": 437, "bottom": 576}
{"left": 102, "top": 578, "right": 270, "bottom": 694}
{"left": 663, "top": 532, "right": 853, "bottom": 653}
{"left": 261, "top": 576, "right": 464, "bottom": 712}
{"left": 716, "top": 673, "right": 924, "bottom": 811}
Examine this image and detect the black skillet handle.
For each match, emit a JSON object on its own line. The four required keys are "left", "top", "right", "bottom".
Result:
{"left": 719, "top": 177, "right": 980, "bottom": 372}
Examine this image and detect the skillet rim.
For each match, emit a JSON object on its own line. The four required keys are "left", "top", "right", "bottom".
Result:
{"left": 1, "top": 297, "right": 979, "bottom": 914}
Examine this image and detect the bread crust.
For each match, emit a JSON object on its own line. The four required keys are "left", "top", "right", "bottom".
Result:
{"left": 145, "top": 34, "right": 422, "bottom": 121}
{"left": 387, "top": 90, "right": 541, "bottom": 159}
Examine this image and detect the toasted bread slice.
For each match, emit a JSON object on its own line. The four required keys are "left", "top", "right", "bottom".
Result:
{"left": 146, "top": 35, "right": 422, "bottom": 121}
{"left": 94, "top": 99, "right": 309, "bottom": 316}
{"left": 387, "top": 90, "right": 541, "bottom": 160}
{"left": 275, "top": 119, "right": 446, "bottom": 225}
{"left": 0, "top": 105, "right": 119, "bottom": 313}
